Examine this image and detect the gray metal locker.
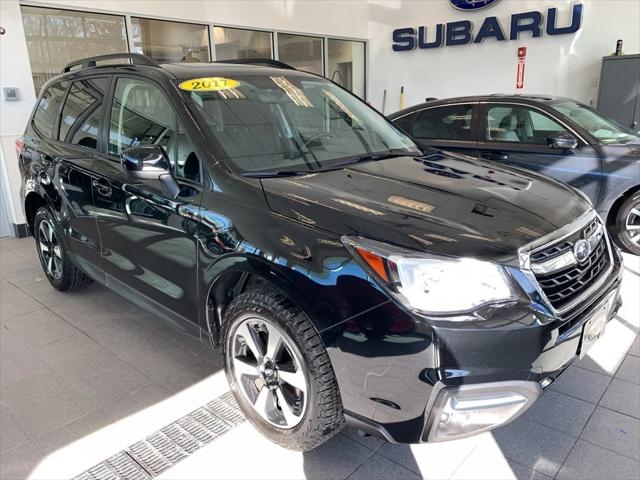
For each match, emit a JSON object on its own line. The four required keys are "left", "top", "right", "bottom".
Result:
{"left": 596, "top": 54, "right": 640, "bottom": 131}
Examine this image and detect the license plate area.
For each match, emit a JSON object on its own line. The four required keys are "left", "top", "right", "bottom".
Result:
{"left": 579, "top": 300, "right": 611, "bottom": 358}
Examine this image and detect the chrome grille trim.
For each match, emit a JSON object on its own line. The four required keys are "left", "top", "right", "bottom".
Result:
{"left": 531, "top": 221, "right": 605, "bottom": 275}
{"left": 518, "top": 210, "right": 615, "bottom": 317}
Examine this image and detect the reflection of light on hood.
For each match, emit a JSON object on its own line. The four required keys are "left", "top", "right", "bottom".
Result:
{"left": 291, "top": 209, "right": 316, "bottom": 224}
{"left": 332, "top": 198, "right": 385, "bottom": 216}
{"left": 270, "top": 76, "right": 313, "bottom": 107}
{"left": 516, "top": 226, "right": 541, "bottom": 238}
{"left": 409, "top": 234, "right": 433, "bottom": 247}
{"left": 460, "top": 233, "right": 493, "bottom": 242}
{"left": 387, "top": 195, "right": 434, "bottom": 213}
{"left": 317, "top": 238, "right": 343, "bottom": 247}
{"left": 423, "top": 233, "right": 456, "bottom": 242}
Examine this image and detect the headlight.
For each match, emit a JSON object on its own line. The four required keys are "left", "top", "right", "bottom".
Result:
{"left": 342, "top": 236, "right": 517, "bottom": 315}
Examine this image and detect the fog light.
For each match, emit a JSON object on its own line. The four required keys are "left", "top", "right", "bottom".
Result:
{"left": 425, "top": 381, "right": 541, "bottom": 442}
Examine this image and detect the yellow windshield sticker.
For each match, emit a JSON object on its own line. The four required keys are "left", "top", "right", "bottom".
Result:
{"left": 179, "top": 77, "right": 240, "bottom": 92}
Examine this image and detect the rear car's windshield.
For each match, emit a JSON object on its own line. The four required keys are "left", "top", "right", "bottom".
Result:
{"left": 550, "top": 100, "right": 640, "bottom": 145}
{"left": 179, "top": 74, "right": 418, "bottom": 175}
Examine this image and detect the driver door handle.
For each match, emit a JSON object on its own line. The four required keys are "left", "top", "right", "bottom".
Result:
{"left": 92, "top": 178, "right": 112, "bottom": 197}
{"left": 480, "top": 152, "right": 509, "bottom": 161}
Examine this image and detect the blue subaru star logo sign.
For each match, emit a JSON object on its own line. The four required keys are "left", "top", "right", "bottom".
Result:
{"left": 450, "top": 0, "right": 501, "bottom": 11}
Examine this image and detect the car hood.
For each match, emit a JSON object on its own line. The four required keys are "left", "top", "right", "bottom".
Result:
{"left": 260, "top": 151, "right": 591, "bottom": 261}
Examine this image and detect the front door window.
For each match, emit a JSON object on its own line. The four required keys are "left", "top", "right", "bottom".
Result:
{"left": 485, "top": 105, "right": 568, "bottom": 144}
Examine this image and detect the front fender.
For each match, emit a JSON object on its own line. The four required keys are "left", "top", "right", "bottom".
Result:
{"left": 198, "top": 248, "right": 390, "bottom": 344}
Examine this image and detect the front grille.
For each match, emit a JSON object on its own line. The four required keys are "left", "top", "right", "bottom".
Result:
{"left": 532, "top": 219, "right": 610, "bottom": 312}
{"left": 530, "top": 240, "right": 572, "bottom": 263}
{"left": 531, "top": 219, "right": 598, "bottom": 263}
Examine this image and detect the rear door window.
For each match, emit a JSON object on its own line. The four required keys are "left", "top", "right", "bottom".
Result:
{"left": 59, "top": 77, "right": 110, "bottom": 150}
{"left": 32, "top": 81, "right": 69, "bottom": 138}
{"left": 411, "top": 105, "right": 474, "bottom": 140}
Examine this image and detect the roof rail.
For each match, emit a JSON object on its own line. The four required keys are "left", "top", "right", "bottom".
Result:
{"left": 62, "top": 53, "right": 159, "bottom": 73}
{"left": 214, "top": 58, "right": 296, "bottom": 70}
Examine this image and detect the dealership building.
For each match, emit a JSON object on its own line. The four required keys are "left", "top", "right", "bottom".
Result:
{"left": 2, "top": 0, "right": 639, "bottom": 235}
{"left": 0, "top": 1, "right": 639, "bottom": 479}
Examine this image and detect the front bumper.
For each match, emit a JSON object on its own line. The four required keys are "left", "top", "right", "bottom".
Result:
{"left": 323, "top": 246, "right": 623, "bottom": 444}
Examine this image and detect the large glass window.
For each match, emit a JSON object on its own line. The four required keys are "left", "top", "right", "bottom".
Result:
{"left": 411, "top": 105, "right": 474, "bottom": 140}
{"left": 59, "top": 77, "right": 109, "bottom": 150}
{"left": 182, "top": 74, "right": 417, "bottom": 175}
{"left": 485, "top": 105, "right": 567, "bottom": 144}
{"left": 550, "top": 100, "right": 640, "bottom": 145}
{"left": 277, "top": 34, "right": 323, "bottom": 75}
{"left": 132, "top": 17, "right": 209, "bottom": 63}
{"left": 214, "top": 27, "right": 272, "bottom": 60}
{"left": 32, "top": 81, "right": 69, "bottom": 138}
{"left": 109, "top": 78, "right": 200, "bottom": 181}
{"left": 21, "top": 6, "right": 126, "bottom": 94}
{"left": 327, "top": 39, "right": 365, "bottom": 98}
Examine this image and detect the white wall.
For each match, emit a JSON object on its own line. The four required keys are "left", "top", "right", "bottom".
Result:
{"left": 0, "top": 0, "right": 638, "bottom": 231}
{"left": 0, "top": 0, "right": 38, "bottom": 225}
{"left": 368, "top": 0, "right": 640, "bottom": 113}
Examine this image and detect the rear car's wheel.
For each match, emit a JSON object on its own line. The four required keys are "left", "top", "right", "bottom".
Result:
{"left": 222, "top": 287, "right": 344, "bottom": 450}
{"left": 34, "top": 207, "right": 92, "bottom": 291}
{"left": 613, "top": 192, "right": 640, "bottom": 255}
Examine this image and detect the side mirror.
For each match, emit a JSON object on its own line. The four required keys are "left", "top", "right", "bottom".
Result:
{"left": 121, "top": 145, "right": 171, "bottom": 179}
{"left": 547, "top": 132, "right": 578, "bottom": 150}
{"left": 121, "top": 145, "right": 180, "bottom": 199}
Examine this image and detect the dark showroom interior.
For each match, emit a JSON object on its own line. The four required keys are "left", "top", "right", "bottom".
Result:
{"left": 0, "top": 0, "right": 639, "bottom": 479}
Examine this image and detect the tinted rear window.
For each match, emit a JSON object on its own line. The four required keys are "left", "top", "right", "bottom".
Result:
{"left": 411, "top": 105, "right": 474, "bottom": 140}
{"left": 32, "top": 81, "right": 68, "bottom": 138}
{"left": 59, "top": 77, "right": 110, "bottom": 150}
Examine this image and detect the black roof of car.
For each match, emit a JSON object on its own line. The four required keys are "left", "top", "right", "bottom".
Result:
{"left": 389, "top": 94, "right": 574, "bottom": 118}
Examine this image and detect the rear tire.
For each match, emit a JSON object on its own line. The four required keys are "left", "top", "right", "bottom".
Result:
{"left": 222, "top": 287, "right": 344, "bottom": 451}
{"left": 612, "top": 192, "right": 640, "bottom": 256}
{"left": 34, "top": 207, "right": 93, "bottom": 291}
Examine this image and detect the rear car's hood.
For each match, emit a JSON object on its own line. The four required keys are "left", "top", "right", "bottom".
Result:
{"left": 260, "top": 152, "right": 591, "bottom": 261}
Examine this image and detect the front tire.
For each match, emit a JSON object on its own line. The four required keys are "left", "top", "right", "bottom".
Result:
{"left": 34, "top": 207, "right": 92, "bottom": 291}
{"left": 612, "top": 192, "right": 640, "bottom": 255}
{"left": 222, "top": 287, "right": 344, "bottom": 451}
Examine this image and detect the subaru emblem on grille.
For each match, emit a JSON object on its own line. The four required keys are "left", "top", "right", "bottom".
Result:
{"left": 573, "top": 239, "right": 591, "bottom": 263}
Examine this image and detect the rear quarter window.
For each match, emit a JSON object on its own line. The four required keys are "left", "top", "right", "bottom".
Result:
{"left": 32, "top": 81, "right": 68, "bottom": 139}
{"left": 393, "top": 112, "right": 418, "bottom": 134}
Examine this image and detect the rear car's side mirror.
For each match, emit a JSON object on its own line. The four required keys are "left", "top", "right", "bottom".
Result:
{"left": 547, "top": 132, "right": 578, "bottom": 150}
{"left": 121, "top": 145, "right": 180, "bottom": 198}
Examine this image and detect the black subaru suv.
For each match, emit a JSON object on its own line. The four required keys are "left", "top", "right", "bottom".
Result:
{"left": 18, "top": 53, "right": 623, "bottom": 450}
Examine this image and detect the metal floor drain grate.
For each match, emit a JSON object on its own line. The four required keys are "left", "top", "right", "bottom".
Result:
{"left": 74, "top": 391, "right": 244, "bottom": 480}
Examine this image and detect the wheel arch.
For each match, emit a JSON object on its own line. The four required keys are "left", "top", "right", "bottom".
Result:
{"left": 605, "top": 184, "right": 640, "bottom": 227}
{"left": 24, "top": 191, "right": 48, "bottom": 235}
{"left": 203, "top": 254, "right": 327, "bottom": 347}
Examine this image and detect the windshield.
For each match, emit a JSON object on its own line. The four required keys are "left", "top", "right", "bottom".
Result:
{"left": 550, "top": 100, "right": 640, "bottom": 145}
{"left": 180, "top": 74, "right": 418, "bottom": 175}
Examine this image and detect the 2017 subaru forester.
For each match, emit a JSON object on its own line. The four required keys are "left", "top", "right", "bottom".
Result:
{"left": 18, "top": 53, "right": 623, "bottom": 450}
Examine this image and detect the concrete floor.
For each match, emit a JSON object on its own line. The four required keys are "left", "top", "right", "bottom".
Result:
{"left": 0, "top": 236, "right": 638, "bottom": 480}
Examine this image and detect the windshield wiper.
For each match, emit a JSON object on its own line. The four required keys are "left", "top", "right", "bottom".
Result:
{"left": 242, "top": 170, "right": 314, "bottom": 178}
{"left": 340, "top": 149, "right": 421, "bottom": 166}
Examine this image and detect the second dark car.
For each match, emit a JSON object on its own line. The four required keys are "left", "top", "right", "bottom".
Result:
{"left": 389, "top": 95, "right": 640, "bottom": 255}
{"left": 19, "top": 54, "right": 623, "bottom": 451}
